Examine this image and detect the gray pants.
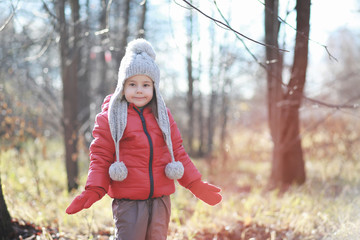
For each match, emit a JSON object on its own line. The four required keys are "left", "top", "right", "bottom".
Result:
{"left": 112, "top": 196, "right": 171, "bottom": 240}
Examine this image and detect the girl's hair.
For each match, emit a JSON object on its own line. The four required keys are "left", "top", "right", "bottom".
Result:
{"left": 148, "top": 89, "right": 158, "bottom": 119}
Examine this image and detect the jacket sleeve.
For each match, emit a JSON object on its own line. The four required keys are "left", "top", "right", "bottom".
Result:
{"left": 167, "top": 109, "right": 202, "bottom": 188}
{"left": 85, "top": 110, "right": 115, "bottom": 192}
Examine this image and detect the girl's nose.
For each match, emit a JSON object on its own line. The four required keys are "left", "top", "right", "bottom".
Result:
{"left": 136, "top": 87, "right": 142, "bottom": 93}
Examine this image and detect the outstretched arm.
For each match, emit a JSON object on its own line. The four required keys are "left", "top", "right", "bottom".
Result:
{"left": 66, "top": 186, "right": 106, "bottom": 214}
{"left": 187, "top": 179, "right": 222, "bottom": 206}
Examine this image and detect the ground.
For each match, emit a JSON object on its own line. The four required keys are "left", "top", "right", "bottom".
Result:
{"left": 12, "top": 219, "right": 307, "bottom": 240}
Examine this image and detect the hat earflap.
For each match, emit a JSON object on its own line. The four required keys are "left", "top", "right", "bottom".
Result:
{"left": 108, "top": 93, "right": 129, "bottom": 181}
{"left": 156, "top": 92, "right": 184, "bottom": 180}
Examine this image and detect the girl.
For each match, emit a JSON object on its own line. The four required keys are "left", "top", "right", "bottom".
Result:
{"left": 66, "top": 39, "right": 222, "bottom": 240}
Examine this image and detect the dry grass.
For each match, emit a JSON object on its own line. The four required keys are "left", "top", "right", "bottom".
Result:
{"left": 1, "top": 116, "right": 360, "bottom": 239}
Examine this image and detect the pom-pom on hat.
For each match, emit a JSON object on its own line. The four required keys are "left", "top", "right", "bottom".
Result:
{"left": 108, "top": 39, "right": 184, "bottom": 182}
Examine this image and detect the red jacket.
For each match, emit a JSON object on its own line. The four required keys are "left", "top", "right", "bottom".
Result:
{"left": 85, "top": 95, "right": 201, "bottom": 200}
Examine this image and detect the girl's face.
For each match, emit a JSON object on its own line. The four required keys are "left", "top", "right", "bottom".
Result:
{"left": 124, "top": 75, "right": 154, "bottom": 108}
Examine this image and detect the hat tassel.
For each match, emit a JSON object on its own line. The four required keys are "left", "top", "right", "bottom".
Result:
{"left": 109, "top": 142, "right": 128, "bottom": 181}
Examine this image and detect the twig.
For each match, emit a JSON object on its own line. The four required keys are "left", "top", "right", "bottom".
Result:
{"left": 300, "top": 95, "right": 360, "bottom": 140}
{"left": 24, "top": 36, "right": 53, "bottom": 62}
{"left": 213, "top": 0, "right": 266, "bottom": 68}
{"left": 303, "top": 95, "right": 360, "bottom": 109}
{"left": 256, "top": 0, "right": 338, "bottom": 61}
{"left": 41, "top": 0, "right": 59, "bottom": 21}
{"left": 0, "top": 0, "right": 19, "bottom": 32}
{"left": 173, "top": 0, "right": 192, "bottom": 10}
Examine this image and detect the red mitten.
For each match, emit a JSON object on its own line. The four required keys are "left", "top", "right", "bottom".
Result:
{"left": 66, "top": 187, "right": 106, "bottom": 214}
{"left": 188, "top": 180, "right": 222, "bottom": 206}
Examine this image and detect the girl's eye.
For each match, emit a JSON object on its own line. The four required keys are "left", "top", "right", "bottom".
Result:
{"left": 129, "top": 83, "right": 136, "bottom": 87}
{"left": 144, "top": 84, "right": 150, "bottom": 87}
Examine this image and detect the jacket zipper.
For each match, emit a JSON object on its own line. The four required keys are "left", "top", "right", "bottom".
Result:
{"left": 134, "top": 107, "right": 154, "bottom": 199}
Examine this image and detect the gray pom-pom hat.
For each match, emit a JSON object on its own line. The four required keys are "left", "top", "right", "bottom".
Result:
{"left": 108, "top": 38, "right": 184, "bottom": 182}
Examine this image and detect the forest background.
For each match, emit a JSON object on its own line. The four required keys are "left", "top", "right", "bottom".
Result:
{"left": 0, "top": 0, "right": 360, "bottom": 239}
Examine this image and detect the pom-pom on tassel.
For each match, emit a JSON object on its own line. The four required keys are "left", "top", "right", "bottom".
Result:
{"left": 109, "top": 161, "right": 128, "bottom": 181}
{"left": 165, "top": 161, "right": 184, "bottom": 180}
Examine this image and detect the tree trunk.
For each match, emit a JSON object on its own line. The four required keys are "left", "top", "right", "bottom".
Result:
{"left": 265, "top": 0, "right": 309, "bottom": 188}
{"left": 197, "top": 51, "right": 204, "bottom": 157}
{"left": 115, "top": 0, "right": 131, "bottom": 71}
{"left": 78, "top": 0, "right": 92, "bottom": 147}
{"left": 98, "top": 0, "right": 110, "bottom": 97}
{"left": 137, "top": 0, "right": 147, "bottom": 38}
{"left": 207, "top": 23, "right": 217, "bottom": 156}
{"left": 279, "top": 0, "right": 309, "bottom": 184}
{"left": 265, "top": 0, "right": 283, "bottom": 188}
{"left": 186, "top": 6, "right": 194, "bottom": 155}
{"left": 58, "top": 0, "right": 80, "bottom": 191}
{"left": 219, "top": 76, "right": 230, "bottom": 165}
{"left": 197, "top": 92, "right": 205, "bottom": 156}
{"left": 0, "top": 175, "right": 14, "bottom": 239}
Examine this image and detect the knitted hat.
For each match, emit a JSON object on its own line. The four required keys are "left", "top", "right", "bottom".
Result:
{"left": 108, "top": 39, "right": 184, "bottom": 182}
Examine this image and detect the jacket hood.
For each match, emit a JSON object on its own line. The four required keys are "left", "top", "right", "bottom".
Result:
{"left": 101, "top": 94, "right": 113, "bottom": 112}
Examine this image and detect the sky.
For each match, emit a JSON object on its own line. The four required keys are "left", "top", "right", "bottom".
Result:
{"left": 308, "top": 0, "right": 360, "bottom": 64}
{"left": 311, "top": 0, "right": 360, "bottom": 42}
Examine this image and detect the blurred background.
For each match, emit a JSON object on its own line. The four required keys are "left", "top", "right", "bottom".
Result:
{"left": 0, "top": 0, "right": 359, "bottom": 239}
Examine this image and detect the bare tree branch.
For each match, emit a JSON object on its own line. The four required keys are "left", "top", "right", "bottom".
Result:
{"left": 105, "top": 0, "right": 113, "bottom": 31}
{"left": 213, "top": 1, "right": 267, "bottom": 69}
{"left": 172, "top": 0, "right": 192, "bottom": 10}
{"left": 0, "top": 0, "right": 19, "bottom": 32}
{"left": 300, "top": 95, "right": 360, "bottom": 141}
{"left": 41, "top": 0, "right": 59, "bottom": 21}
{"left": 256, "top": 0, "right": 338, "bottom": 61}
{"left": 303, "top": 95, "right": 360, "bottom": 109}
{"left": 24, "top": 36, "right": 53, "bottom": 62}
{"left": 181, "top": 0, "right": 289, "bottom": 52}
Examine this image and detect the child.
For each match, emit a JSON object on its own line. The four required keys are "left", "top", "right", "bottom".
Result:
{"left": 66, "top": 39, "right": 222, "bottom": 239}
